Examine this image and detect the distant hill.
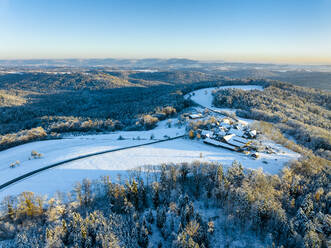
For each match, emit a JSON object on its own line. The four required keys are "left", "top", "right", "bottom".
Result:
{"left": 268, "top": 71, "right": 331, "bottom": 91}
{"left": 214, "top": 69, "right": 331, "bottom": 91}
{"left": 0, "top": 58, "right": 330, "bottom": 91}
{"left": 0, "top": 58, "right": 202, "bottom": 68}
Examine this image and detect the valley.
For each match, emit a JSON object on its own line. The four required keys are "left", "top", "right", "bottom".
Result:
{"left": 0, "top": 85, "right": 299, "bottom": 200}
{"left": 0, "top": 69, "right": 329, "bottom": 248}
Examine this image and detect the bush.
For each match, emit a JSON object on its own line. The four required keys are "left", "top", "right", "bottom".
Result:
{"left": 140, "top": 115, "right": 159, "bottom": 130}
{"left": 0, "top": 127, "right": 47, "bottom": 151}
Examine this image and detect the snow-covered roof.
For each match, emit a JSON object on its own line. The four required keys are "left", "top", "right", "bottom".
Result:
{"left": 223, "top": 134, "right": 235, "bottom": 142}
{"left": 234, "top": 123, "right": 246, "bottom": 130}
{"left": 248, "top": 130, "right": 257, "bottom": 137}
{"left": 220, "top": 123, "right": 231, "bottom": 129}
{"left": 232, "top": 136, "right": 249, "bottom": 144}
{"left": 201, "top": 130, "right": 213, "bottom": 136}
{"left": 215, "top": 130, "right": 227, "bottom": 137}
{"left": 204, "top": 138, "right": 237, "bottom": 151}
{"left": 226, "top": 138, "right": 245, "bottom": 148}
{"left": 228, "top": 128, "right": 245, "bottom": 137}
{"left": 250, "top": 130, "right": 257, "bottom": 135}
{"left": 189, "top": 114, "right": 202, "bottom": 119}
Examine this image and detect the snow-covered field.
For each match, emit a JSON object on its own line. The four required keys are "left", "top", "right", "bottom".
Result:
{"left": 0, "top": 137, "right": 298, "bottom": 199}
{"left": 0, "top": 119, "right": 184, "bottom": 186}
{"left": 185, "top": 85, "right": 263, "bottom": 124}
{"left": 185, "top": 85, "right": 263, "bottom": 110}
{"left": 0, "top": 85, "right": 300, "bottom": 201}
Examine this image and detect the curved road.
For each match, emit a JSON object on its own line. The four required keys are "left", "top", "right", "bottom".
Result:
{"left": 0, "top": 135, "right": 184, "bottom": 191}
{"left": 1, "top": 85, "right": 262, "bottom": 192}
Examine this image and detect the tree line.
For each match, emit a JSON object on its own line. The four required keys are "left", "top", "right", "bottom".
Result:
{"left": 0, "top": 154, "right": 329, "bottom": 247}
{"left": 0, "top": 70, "right": 268, "bottom": 151}
{"left": 212, "top": 82, "right": 331, "bottom": 159}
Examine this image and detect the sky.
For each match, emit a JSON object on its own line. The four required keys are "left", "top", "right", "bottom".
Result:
{"left": 0, "top": 0, "right": 331, "bottom": 64}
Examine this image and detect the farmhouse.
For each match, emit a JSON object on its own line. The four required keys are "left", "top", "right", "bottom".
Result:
{"left": 187, "top": 113, "right": 267, "bottom": 155}
{"left": 226, "top": 138, "right": 245, "bottom": 148}
{"left": 203, "top": 138, "right": 237, "bottom": 151}
{"left": 232, "top": 136, "right": 249, "bottom": 144}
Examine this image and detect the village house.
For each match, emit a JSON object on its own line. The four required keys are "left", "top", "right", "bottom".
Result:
{"left": 189, "top": 113, "right": 203, "bottom": 119}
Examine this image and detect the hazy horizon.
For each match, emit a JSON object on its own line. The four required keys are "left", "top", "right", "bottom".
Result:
{"left": 1, "top": 57, "right": 331, "bottom": 66}
{"left": 1, "top": 0, "right": 331, "bottom": 64}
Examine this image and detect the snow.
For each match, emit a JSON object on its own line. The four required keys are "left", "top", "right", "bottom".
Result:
{"left": 226, "top": 138, "right": 245, "bottom": 148}
{"left": 204, "top": 138, "right": 237, "bottom": 150}
{"left": 223, "top": 134, "right": 235, "bottom": 142}
{"left": 185, "top": 85, "right": 263, "bottom": 109}
{"left": 189, "top": 114, "right": 202, "bottom": 119}
{"left": 201, "top": 130, "right": 213, "bottom": 137}
{"left": 0, "top": 118, "right": 185, "bottom": 190}
{"left": 185, "top": 85, "right": 263, "bottom": 125}
{"left": 0, "top": 137, "right": 299, "bottom": 200}
{"left": 228, "top": 128, "right": 244, "bottom": 137}
{"left": 232, "top": 136, "right": 249, "bottom": 144}
{"left": 193, "top": 201, "right": 267, "bottom": 248}
{"left": 184, "top": 84, "right": 299, "bottom": 169}
{"left": 0, "top": 85, "right": 300, "bottom": 201}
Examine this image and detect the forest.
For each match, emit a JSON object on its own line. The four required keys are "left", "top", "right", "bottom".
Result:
{"left": 0, "top": 154, "right": 329, "bottom": 247}
{"left": 212, "top": 82, "right": 331, "bottom": 160}
{"left": 0, "top": 70, "right": 266, "bottom": 151}
{"left": 0, "top": 70, "right": 330, "bottom": 247}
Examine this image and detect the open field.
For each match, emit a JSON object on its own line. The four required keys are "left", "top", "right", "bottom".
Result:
{"left": 0, "top": 85, "right": 299, "bottom": 200}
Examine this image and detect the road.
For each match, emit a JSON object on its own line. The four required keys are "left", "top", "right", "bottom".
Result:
{"left": 0, "top": 135, "right": 184, "bottom": 191}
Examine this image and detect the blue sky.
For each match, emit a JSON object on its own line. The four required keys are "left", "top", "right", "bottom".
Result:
{"left": 0, "top": 0, "right": 330, "bottom": 63}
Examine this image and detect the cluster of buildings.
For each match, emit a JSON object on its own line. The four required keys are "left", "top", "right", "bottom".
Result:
{"left": 186, "top": 111, "right": 269, "bottom": 158}
{"left": 201, "top": 119, "right": 256, "bottom": 150}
